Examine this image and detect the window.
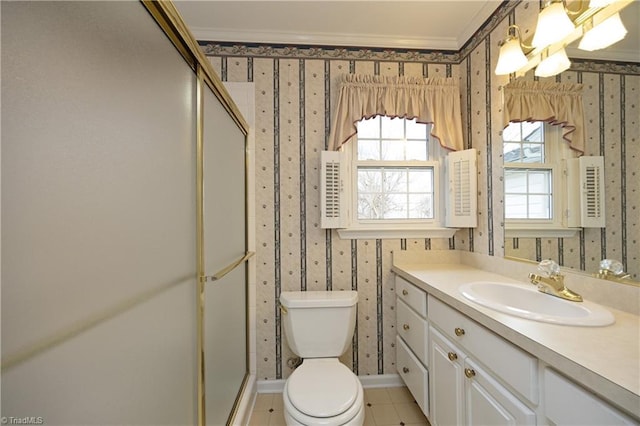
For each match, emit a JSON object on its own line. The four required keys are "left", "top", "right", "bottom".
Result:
{"left": 503, "top": 121, "right": 554, "bottom": 220}
{"left": 321, "top": 115, "right": 477, "bottom": 239}
{"left": 503, "top": 121, "right": 575, "bottom": 236}
{"left": 355, "top": 116, "right": 437, "bottom": 221}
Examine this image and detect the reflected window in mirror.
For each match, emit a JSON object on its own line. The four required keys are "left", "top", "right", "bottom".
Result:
{"left": 503, "top": 121, "right": 577, "bottom": 236}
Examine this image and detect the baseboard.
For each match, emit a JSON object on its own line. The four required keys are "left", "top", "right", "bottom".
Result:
{"left": 358, "top": 373, "right": 404, "bottom": 388}
{"left": 257, "top": 378, "right": 286, "bottom": 394}
{"left": 256, "top": 373, "right": 403, "bottom": 394}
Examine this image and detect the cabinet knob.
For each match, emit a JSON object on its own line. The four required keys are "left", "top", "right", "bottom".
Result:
{"left": 454, "top": 327, "right": 465, "bottom": 336}
{"left": 403, "top": 324, "right": 410, "bottom": 331}
{"left": 402, "top": 289, "right": 408, "bottom": 296}
{"left": 447, "top": 352, "right": 458, "bottom": 361}
{"left": 464, "top": 368, "right": 476, "bottom": 378}
{"left": 403, "top": 367, "right": 410, "bottom": 374}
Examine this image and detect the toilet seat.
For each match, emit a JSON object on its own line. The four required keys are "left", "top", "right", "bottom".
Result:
{"left": 283, "top": 359, "right": 364, "bottom": 426}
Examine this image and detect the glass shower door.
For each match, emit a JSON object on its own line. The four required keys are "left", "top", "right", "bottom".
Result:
{"left": 201, "top": 76, "right": 249, "bottom": 425}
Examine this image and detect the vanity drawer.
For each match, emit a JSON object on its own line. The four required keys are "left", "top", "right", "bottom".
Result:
{"left": 396, "top": 276, "right": 427, "bottom": 317}
{"left": 428, "top": 296, "right": 538, "bottom": 404}
{"left": 396, "top": 297, "right": 428, "bottom": 365}
{"left": 397, "top": 335, "right": 429, "bottom": 416}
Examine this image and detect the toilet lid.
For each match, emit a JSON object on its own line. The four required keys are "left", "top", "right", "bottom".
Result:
{"left": 287, "top": 360, "right": 359, "bottom": 418}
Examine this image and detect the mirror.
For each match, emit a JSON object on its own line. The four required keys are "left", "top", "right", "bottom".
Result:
{"left": 503, "top": 3, "right": 639, "bottom": 283}
{"left": 502, "top": 120, "right": 638, "bottom": 283}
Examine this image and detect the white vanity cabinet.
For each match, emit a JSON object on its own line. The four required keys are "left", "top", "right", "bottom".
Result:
{"left": 395, "top": 275, "right": 536, "bottom": 426}
{"left": 393, "top": 265, "right": 640, "bottom": 425}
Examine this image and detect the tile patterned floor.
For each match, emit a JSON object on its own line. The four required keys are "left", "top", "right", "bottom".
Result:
{"left": 248, "top": 386, "right": 430, "bottom": 426}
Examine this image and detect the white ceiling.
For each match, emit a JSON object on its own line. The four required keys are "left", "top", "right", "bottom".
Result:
{"left": 173, "top": 0, "right": 639, "bottom": 62}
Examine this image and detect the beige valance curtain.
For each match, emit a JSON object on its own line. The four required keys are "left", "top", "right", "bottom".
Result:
{"left": 328, "top": 74, "right": 464, "bottom": 151}
{"left": 502, "top": 80, "right": 585, "bottom": 153}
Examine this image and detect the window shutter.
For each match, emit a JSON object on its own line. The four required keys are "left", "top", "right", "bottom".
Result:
{"left": 320, "top": 150, "right": 348, "bottom": 229}
{"left": 446, "top": 148, "right": 477, "bottom": 228}
{"left": 567, "top": 156, "right": 605, "bottom": 228}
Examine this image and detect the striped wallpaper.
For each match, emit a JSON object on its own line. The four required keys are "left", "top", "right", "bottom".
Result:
{"left": 200, "top": 1, "right": 639, "bottom": 380}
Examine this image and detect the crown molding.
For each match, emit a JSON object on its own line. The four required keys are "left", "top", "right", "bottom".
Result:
{"left": 190, "top": 26, "right": 459, "bottom": 50}
{"left": 456, "top": 0, "right": 505, "bottom": 48}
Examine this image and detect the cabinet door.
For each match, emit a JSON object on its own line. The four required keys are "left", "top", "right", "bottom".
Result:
{"left": 464, "top": 358, "right": 536, "bottom": 426}
{"left": 544, "top": 368, "right": 636, "bottom": 425}
{"left": 430, "top": 327, "right": 465, "bottom": 426}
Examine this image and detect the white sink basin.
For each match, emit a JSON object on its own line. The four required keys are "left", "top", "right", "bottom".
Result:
{"left": 459, "top": 281, "right": 615, "bottom": 327}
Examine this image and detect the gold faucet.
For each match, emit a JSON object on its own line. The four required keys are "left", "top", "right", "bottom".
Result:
{"left": 596, "top": 259, "right": 633, "bottom": 283}
{"left": 528, "top": 272, "right": 583, "bottom": 302}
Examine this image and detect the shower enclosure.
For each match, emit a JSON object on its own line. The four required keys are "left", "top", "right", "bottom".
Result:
{"left": 1, "top": 1, "right": 251, "bottom": 424}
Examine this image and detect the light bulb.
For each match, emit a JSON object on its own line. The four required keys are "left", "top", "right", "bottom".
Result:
{"left": 535, "top": 49, "right": 571, "bottom": 77}
{"left": 495, "top": 38, "right": 528, "bottom": 75}
{"left": 579, "top": 13, "right": 627, "bottom": 51}
{"left": 531, "top": 2, "right": 575, "bottom": 48}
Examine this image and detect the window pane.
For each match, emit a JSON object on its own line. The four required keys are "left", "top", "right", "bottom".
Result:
{"left": 502, "top": 122, "right": 522, "bottom": 141}
{"left": 503, "top": 142, "right": 522, "bottom": 163}
{"left": 528, "top": 170, "right": 551, "bottom": 193}
{"left": 356, "top": 166, "right": 434, "bottom": 220}
{"left": 358, "top": 116, "right": 380, "bottom": 138}
{"left": 385, "top": 194, "right": 408, "bottom": 218}
{"left": 522, "top": 121, "right": 543, "bottom": 142}
{"left": 358, "top": 139, "right": 380, "bottom": 160}
{"left": 528, "top": 195, "right": 552, "bottom": 219}
{"left": 406, "top": 119, "right": 428, "bottom": 139}
{"left": 522, "top": 143, "right": 543, "bottom": 163}
{"left": 406, "top": 140, "right": 428, "bottom": 161}
{"left": 505, "top": 194, "right": 528, "bottom": 218}
{"left": 504, "top": 170, "right": 527, "bottom": 193}
{"left": 505, "top": 168, "right": 552, "bottom": 219}
{"left": 381, "top": 139, "right": 404, "bottom": 161}
{"left": 381, "top": 116, "right": 404, "bottom": 138}
{"left": 409, "top": 194, "right": 433, "bottom": 219}
{"left": 358, "top": 169, "right": 382, "bottom": 192}
{"left": 357, "top": 193, "right": 382, "bottom": 219}
{"left": 383, "top": 169, "right": 407, "bottom": 193}
{"left": 503, "top": 121, "right": 545, "bottom": 164}
{"left": 408, "top": 169, "right": 432, "bottom": 192}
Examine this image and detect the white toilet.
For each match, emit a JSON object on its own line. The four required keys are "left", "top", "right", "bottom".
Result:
{"left": 279, "top": 290, "right": 364, "bottom": 426}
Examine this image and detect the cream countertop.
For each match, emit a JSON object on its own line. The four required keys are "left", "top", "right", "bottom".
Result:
{"left": 391, "top": 262, "right": 640, "bottom": 420}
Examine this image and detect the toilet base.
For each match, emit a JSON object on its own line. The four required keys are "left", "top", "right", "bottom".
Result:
{"left": 284, "top": 402, "right": 364, "bottom": 426}
{"left": 282, "top": 360, "right": 365, "bottom": 426}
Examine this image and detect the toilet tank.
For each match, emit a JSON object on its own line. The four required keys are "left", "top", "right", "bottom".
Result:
{"left": 280, "top": 291, "right": 358, "bottom": 358}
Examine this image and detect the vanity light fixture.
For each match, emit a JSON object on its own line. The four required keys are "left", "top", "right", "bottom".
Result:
{"left": 578, "top": 12, "right": 627, "bottom": 51}
{"left": 494, "top": 0, "right": 633, "bottom": 77}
